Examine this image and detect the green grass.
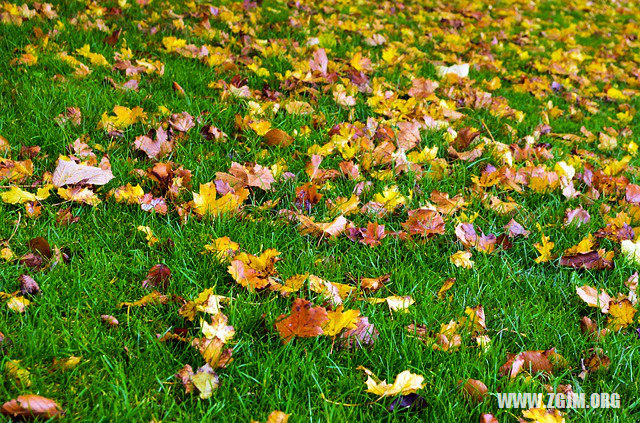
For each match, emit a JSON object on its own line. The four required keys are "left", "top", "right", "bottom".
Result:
{"left": 1, "top": 0, "right": 640, "bottom": 421}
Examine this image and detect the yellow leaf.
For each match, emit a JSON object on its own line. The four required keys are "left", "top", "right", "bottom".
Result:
{"left": 367, "top": 295, "right": 414, "bottom": 312}
{"left": 5, "top": 360, "right": 31, "bottom": 387}
{"left": 193, "top": 183, "right": 248, "bottom": 216}
{"left": 607, "top": 299, "right": 636, "bottom": 331}
{"left": 450, "top": 251, "right": 474, "bottom": 269}
{"left": 373, "top": 186, "right": 406, "bottom": 210}
{"left": 266, "top": 411, "right": 290, "bottom": 423}
{"left": 321, "top": 306, "right": 360, "bottom": 336}
{"left": 7, "top": 296, "right": 30, "bottom": 313}
{"left": 191, "top": 369, "right": 219, "bottom": 399}
{"left": 358, "top": 366, "right": 425, "bottom": 397}
{"left": 534, "top": 234, "right": 555, "bottom": 263}
{"left": 201, "top": 313, "right": 235, "bottom": 343}
{"left": 203, "top": 236, "right": 239, "bottom": 262}
{"left": 1, "top": 186, "right": 36, "bottom": 204}
{"left": 137, "top": 226, "right": 158, "bottom": 246}
{"left": 521, "top": 405, "right": 565, "bottom": 423}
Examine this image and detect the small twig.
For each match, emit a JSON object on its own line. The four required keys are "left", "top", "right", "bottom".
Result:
{"left": 320, "top": 393, "right": 379, "bottom": 407}
{"left": 7, "top": 212, "right": 21, "bottom": 243}
{"left": 481, "top": 119, "right": 496, "bottom": 144}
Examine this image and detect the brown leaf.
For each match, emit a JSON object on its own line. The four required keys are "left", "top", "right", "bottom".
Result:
{"left": 264, "top": 128, "right": 293, "bottom": 147}
{"left": 18, "top": 274, "right": 40, "bottom": 296}
{"left": 174, "top": 364, "right": 195, "bottom": 394}
{"left": 581, "top": 348, "right": 610, "bottom": 377}
{"left": 216, "top": 162, "right": 275, "bottom": 191}
{"left": 191, "top": 337, "right": 233, "bottom": 368}
{"left": 103, "top": 28, "right": 122, "bottom": 46}
{"left": 133, "top": 127, "right": 173, "bottom": 159}
{"left": 294, "top": 183, "right": 323, "bottom": 211}
{"left": 169, "top": 112, "right": 195, "bottom": 132}
{"left": 1, "top": 395, "right": 63, "bottom": 419}
{"left": 458, "top": 378, "right": 488, "bottom": 403}
{"left": 172, "top": 81, "right": 185, "bottom": 96}
{"left": 297, "top": 214, "right": 347, "bottom": 238}
{"left": 338, "top": 316, "right": 378, "bottom": 349}
{"left": 560, "top": 250, "right": 613, "bottom": 270}
{"left": 56, "top": 208, "right": 80, "bottom": 226}
{"left": 499, "top": 349, "right": 565, "bottom": 378}
{"left": 579, "top": 316, "right": 608, "bottom": 340}
{"left": 401, "top": 208, "right": 445, "bottom": 237}
{"left": 626, "top": 183, "right": 640, "bottom": 204}
{"left": 504, "top": 219, "right": 530, "bottom": 238}
{"left": 141, "top": 264, "right": 171, "bottom": 290}
{"left": 27, "top": 237, "right": 51, "bottom": 259}
{"left": 274, "top": 298, "right": 329, "bottom": 344}
{"left": 453, "top": 127, "right": 481, "bottom": 150}
{"left": 52, "top": 158, "right": 114, "bottom": 187}
{"left": 359, "top": 274, "right": 390, "bottom": 292}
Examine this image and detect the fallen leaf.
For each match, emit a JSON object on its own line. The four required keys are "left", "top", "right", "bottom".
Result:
{"left": 141, "top": 264, "right": 171, "bottom": 290}
{"left": 1, "top": 395, "right": 62, "bottom": 419}
{"left": 52, "top": 158, "right": 114, "bottom": 187}
{"left": 358, "top": 366, "right": 425, "bottom": 397}
{"left": 274, "top": 298, "right": 329, "bottom": 344}
{"left": 576, "top": 285, "right": 611, "bottom": 313}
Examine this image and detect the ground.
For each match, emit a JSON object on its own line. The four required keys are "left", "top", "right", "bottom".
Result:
{"left": 0, "top": 0, "right": 639, "bottom": 421}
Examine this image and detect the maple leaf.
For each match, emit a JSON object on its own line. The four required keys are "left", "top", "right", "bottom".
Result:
{"left": 57, "top": 187, "right": 101, "bottom": 206}
{"left": 309, "top": 275, "right": 355, "bottom": 306}
{"left": 534, "top": 234, "right": 555, "bottom": 263}
{"left": 202, "top": 312, "right": 235, "bottom": 343}
{"left": 437, "top": 278, "right": 456, "bottom": 299}
{"left": 607, "top": 299, "right": 636, "bottom": 331}
{"left": 203, "top": 236, "right": 239, "bottom": 263}
{"left": 169, "top": 112, "right": 195, "bottom": 132}
{"left": 520, "top": 405, "right": 565, "bottom": 423}
{"left": 118, "top": 291, "right": 177, "bottom": 308}
{"left": 402, "top": 208, "right": 445, "bottom": 237}
{"left": 216, "top": 162, "right": 275, "bottom": 191}
{"left": 191, "top": 337, "right": 233, "bottom": 369}
{"left": 274, "top": 298, "right": 329, "bottom": 344}
{"left": 192, "top": 182, "right": 248, "bottom": 216}
{"left": 322, "top": 306, "right": 360, "bottom": 337}
{"left": 141, "top": 264, "right": 171, "bottom": 290}
{"left": 269, "top": 273, "right": 307, "bottom": 296}
{"left": 450, "top": 251, "right": 474, "bottom": 269}
{"left": 374, "top": 185, "right": 407, "bottom": 211}
{"left": 1, "top": 186, "right": 49, "bottom": 204}
{"left": 266, "top": 411, "right": 290, "bottom": 423}
{"left": 179, "top": 288, "right": 231, "bottom": 321}
{"left": 228, "top": 249, "right": 281, "bottom": 291}
{"left": 133, "top": 127, "right": 173, "bottom": 159}
{"left": 358, "top": 366, "right": 425, "bottom": 398}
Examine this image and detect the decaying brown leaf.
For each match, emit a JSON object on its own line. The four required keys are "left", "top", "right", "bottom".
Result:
{"left": 1, "top": 395, "right": 63, "bottom": 419}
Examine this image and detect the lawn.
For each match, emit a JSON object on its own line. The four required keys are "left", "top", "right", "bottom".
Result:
{"left": 0, "top": 0, "right": 639, "bottom": 421}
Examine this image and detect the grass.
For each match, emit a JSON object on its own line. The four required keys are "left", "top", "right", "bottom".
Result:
{"left": 1, "top": 0, "right": 640, "bottom": 421}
